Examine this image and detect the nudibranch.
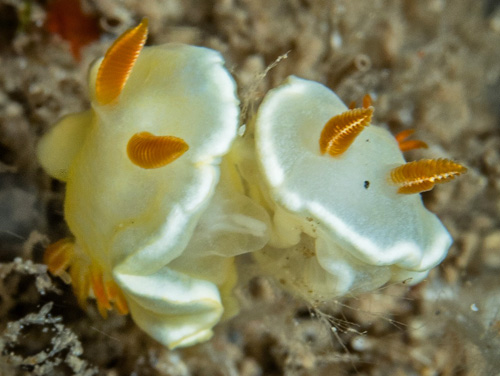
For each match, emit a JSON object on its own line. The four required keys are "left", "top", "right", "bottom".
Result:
{"left": 249, "top": 76, "right": 466, "bottom": 301}
{"left": 37, "top": 19, "right": 269, "bottom": 348}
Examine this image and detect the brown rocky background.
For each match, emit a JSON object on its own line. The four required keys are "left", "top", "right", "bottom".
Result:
{"left": 0, "top": 0, "right": 499, "bottom": 374}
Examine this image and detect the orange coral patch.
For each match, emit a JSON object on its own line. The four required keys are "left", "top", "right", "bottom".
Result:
{"left": 95, "top": 18, "right": 148, "bottom": 105}
{"left": 390, "top": 158, "right": 467, "bottom": 194}
{"left": 45, "top": 0, "right": 100, "bottom": 61}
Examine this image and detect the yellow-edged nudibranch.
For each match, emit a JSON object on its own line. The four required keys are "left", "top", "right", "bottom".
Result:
{"left": 246, "top": 76, "right": 466, "bottom": 301}
{"left": 37, "top": 19, "right": 269, "bottom": 349}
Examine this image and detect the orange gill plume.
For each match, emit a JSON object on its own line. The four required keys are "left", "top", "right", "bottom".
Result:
{"left": 127, "top": 131, "right": 189, "bottom": 169}
{"left": 90, "top": 267, "right": 112, "bottom": 318}
{"left": 44, "top": 238, "right": 74, "bottom": 275}
{"left": 69, "top": 258, "right": 91, "bottom": 308}
{"left": 319, "top": 106, "right": 374, "bottom": 156}
{"left": 95, "top": 18, "right": 148, "bottom": 105}
{"left": 362, "top": 93, "right": 372, "bottom": 109}
{"left": 347, "top": 93, "right": 372, "bottom": 110}
{"left": 395, "top": 129, "right": 429, "bottom": 152}
{"left": 390, "top": 158, "right": 467, "bottom": 194}
{"left": 44, "top": 239, "right": 129, "bottom": 316}
{"left": 105, "top": 280, "right": 129, "bottom": 315}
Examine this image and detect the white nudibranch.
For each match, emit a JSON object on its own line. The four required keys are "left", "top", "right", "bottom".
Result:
{"left": 37, "top": 19, "right": 269, "bottom": 349}
{"left": 37, "top": 18, "right": 466, "bottom": 348}
{"left": 249, "top": 76, "right": 466, "bottom": 302}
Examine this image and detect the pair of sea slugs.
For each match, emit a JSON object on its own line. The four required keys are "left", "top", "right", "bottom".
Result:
{"left": 37, "top": 19, "right": 466, "bottom": 348}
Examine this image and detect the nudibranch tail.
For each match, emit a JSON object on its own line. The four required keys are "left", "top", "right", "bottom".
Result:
{"left": 95, "top": 18, "right": 148, "bottom": 105}
{"left": 127, "top": 132, "right": 189, "bottom": 169}
{"left": 43, "top": 238, "right": 75, "bottom": 275}
{"left": 390, "top": 158, "right": 467, "bottom": 194}
{"left": 395, "top": 129, "right": 429, "bottom": 152}
{"left": 319, "top": 106, "right": 374, "bottom": 156}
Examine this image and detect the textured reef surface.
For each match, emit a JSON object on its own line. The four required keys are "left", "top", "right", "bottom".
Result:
{"left": 0, "top": 0, "right": 499, "bottom": 374}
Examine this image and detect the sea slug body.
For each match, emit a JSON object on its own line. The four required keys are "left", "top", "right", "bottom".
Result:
{"left": 38, "top": 19, "right": 269, "bottom": 349}
{"left": 245, "top": 76, "right": 465, "bottom": 302}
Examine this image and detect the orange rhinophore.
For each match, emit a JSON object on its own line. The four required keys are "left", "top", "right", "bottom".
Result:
{"left": 395, "top": 129, "right": 428, "bottom": 152}
{"left": 45, "top": 0, "right": 100, "bottom": 61}
{"left": 95, "top": 18, "right": 148, "bottom": 105}
{"left": 127, "top": 131, "right": 189, "bottom": 169}
{"left": 319, "top": 106, "right": 374, "bottom": 156}
{"left": 390, "top": 158, "right": 467, "bottom": 194}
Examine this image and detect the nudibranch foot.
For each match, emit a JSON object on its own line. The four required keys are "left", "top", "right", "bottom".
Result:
{"left": 390, "top": 158, "right": 467, "bottom": 194}
{"left": 44, "top": 240, "right": 129, "bottom": 317}
{"left": 395, "top": 129, "right": 429, "bottom": 152}
{"left": 127, "top": 132, "right": 189, "bottom": 169}
{"left": 319, "top": 106, "right": 374, "bottom": 156}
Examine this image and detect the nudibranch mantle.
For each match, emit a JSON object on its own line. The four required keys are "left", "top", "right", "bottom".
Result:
{"left": 253, "top": 76, "right": 453, "bottom": 297}
{"left": 39, "top": 43, "right": 239, "bottom": 276}
{"left": 114, "top": 267, "right": 223, "bottom": 347}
